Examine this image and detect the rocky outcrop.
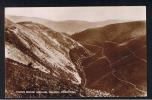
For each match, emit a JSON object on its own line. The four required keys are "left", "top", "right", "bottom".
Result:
{"left": 5, "top": 19, "right": 89, "bottom": 98}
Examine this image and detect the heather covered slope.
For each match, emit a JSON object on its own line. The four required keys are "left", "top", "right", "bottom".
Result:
{"left": 71, "top": 21, "right": 147, "bottom": 96}
{"left": 5, "top": 19, "right": 90, "bottom": 98}
{"left": 82, "top": 36, "right": 147, "bottom": 96}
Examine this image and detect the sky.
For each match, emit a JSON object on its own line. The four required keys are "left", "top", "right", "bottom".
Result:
{"left": 5, "top": 6, "right": 146, "bottom": 22}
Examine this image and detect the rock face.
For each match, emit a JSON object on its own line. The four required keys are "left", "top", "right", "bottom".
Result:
{"left": 71, "top": 21, "right": 147, "bottom": 96}
{"left": 5, "top": 58, "right": 82, "bottom": 98}
{"left": 5, "top": 19, "right": 89, "bottom": 98}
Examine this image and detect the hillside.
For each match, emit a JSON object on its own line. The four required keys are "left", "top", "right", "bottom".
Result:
{"left": 71, "top": 21, "right": 147, "bottom": 96}
{"left": 5, "top": 19, "right": 91, "bottom": 98}
{"left": 81, "top": 36, "right": 147, "bottom": 96}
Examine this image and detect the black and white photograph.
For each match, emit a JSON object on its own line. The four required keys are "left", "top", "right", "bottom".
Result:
{"left": 4, "top": 6, "right": 147, "bottom": 98}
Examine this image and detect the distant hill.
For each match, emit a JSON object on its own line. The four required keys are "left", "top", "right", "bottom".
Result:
{"left": 71, "top": 21, "right": 146, "bottom": 45}
{"left": 6, "top": 15, "right": 129, "bottom": 35}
